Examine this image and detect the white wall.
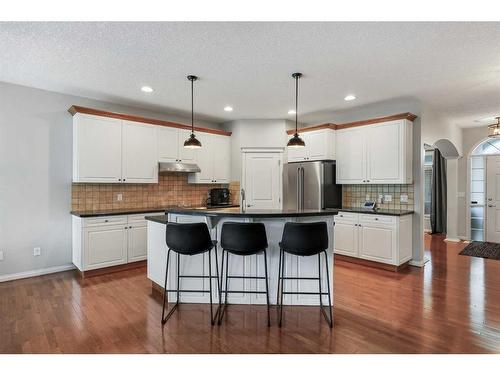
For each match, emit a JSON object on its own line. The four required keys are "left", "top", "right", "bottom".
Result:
{"left": 223, "top": 119, "right": 288, "bottom": 181}
{"left": 0, "top": 81, "right": 221, "bottom": 278}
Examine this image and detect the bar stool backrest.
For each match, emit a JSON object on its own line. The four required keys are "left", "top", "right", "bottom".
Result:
{"left": 166, "top": 222, "right": 213, "bottom": 255}
{"left": 221, "top": 222, "right": 268, "bottom": 255}
{"left": 280, "top": 222, "right": 328, "bottom": 256}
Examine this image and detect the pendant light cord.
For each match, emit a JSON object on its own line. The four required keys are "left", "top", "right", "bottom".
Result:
{"left": 295, "top": 74, "right": 299, "bottom": 134}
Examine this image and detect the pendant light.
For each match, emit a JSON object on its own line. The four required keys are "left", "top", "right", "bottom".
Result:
{"left": 488, "top": 117, "right": 500, "bottom": 138}
{"left": 184, "top": 75, "right": 202, "bottom": 149}
{"left": 287, "top": 72, "right": 305, "bottom": 147}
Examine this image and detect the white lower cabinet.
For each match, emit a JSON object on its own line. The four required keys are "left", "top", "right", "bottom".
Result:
{"left": 334, "top": 212, "right": 412, "bottom": 266}
{"left": 84, "top": 225, "right": 128, "bottom": 270}
{"left": 72, "top": 212, "right": 157, "bottom": 272}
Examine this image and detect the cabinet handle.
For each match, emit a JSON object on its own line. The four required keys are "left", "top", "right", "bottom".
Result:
{"left": 118, "top": 179, "right": 122, "bottom": 181}
{"left": 374, "top": 218, "right": 379, "bottom": 221}
{"left": 129, "top": 226, "right": 132, "bottom": 229}
{"left": 104, "top": 220, "right": 109, "bottom": 222}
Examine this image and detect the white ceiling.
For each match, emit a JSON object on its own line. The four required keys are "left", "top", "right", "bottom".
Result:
{"left": 1, "top": 22, "right": 500, "bottom": 127}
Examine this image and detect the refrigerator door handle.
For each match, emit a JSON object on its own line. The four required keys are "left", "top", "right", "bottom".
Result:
{"left": 297, "top": 167, "right": 301, "bottom": 209}
{"left": 300, "top": 166, "right": 305, "bottom": 210}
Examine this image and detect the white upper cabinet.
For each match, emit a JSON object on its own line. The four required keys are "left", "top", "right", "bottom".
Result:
{"left": 287, "top": 129, "right": 335, "bottom": 162}
{"left": 188, "top": 133, "right": 231, "bottom": 184}
{"left": 122, "top": 121, "right": 158, "bottom": 183}
{"left": 336, "top": 119, "right": 413, "bottom": 184}
{"left": 212, "top": 135, "right": 231, "bottom": 183}
{"left": 73, "top": 114, "right": 158, "bottom": 183}
{"left": 73, "top": 114, "right": 122, "bottom": 183}
{"left": 158, "top": 127, "right": 197, "bottom": 163}
{"left": 336, "top": 127, "right": 366, "bottom": 184}
{"left": 157, "top": 126, "right": 179, "bottom": 162}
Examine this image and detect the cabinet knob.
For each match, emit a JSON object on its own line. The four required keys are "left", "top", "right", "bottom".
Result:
{"left": 374, "top": 218, "right": 378, "bottom": 220}
{"left": 123, "top": 178, "right": 126, "bottom": 182}
{"left": 104, "top": 220, "right": 108, "bottom": 222}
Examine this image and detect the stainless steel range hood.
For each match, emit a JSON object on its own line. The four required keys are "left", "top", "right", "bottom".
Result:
{"left": 159, "top": 162, "right": 201, "bottom": 174}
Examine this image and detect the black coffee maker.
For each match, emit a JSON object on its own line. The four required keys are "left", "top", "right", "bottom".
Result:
{"left": 207, "top": 188, "right": 231, "bottom": 207}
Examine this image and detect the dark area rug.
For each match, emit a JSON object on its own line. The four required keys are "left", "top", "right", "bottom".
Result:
{"left": 459, "top": 241, "right": 500, "bottom": 260}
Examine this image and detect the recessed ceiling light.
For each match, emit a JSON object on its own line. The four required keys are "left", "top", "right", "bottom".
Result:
{"left": 224, "top": 106, "right": 233, "bottom": 112}
{"left": 288, "top": 109, "right": 296, "bottom": 115}
{"left": 141, "top": 86, "right": 154, "bottom": 93}
{"left": 344, "top": 94, "right": 356, "bottom": 101}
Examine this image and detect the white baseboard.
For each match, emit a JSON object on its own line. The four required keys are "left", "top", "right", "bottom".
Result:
{"left": 0, "top": 264, "right": 76, "bottom": 283}
{"left": 444, "top": 237, "right": 461, "bottom": 243}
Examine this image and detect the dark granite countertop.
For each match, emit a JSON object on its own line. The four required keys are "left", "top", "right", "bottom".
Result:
{"left": 157, "top": 207, "right": 341, "bottom": 219}
{"left": 144, "top": 207, "right": 414, "bottom": 223}
{"left": 71, "top": 205, "right": 240, "bottom": 218}
{"left": 338, "top": 208, "right": 414, "bottom": 216}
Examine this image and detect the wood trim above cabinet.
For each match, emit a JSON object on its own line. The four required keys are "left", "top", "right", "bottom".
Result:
{"left": 68, "top": 105, "right": 232, "bottom": 136}
{"left": 336, "top": 112, "right": 417, "bottom": 130}
{"left": 286, "top": 112, "right": 417, "bottom": 134}
{"left": 286, "top": 123, "right": 337, "bottom": 135}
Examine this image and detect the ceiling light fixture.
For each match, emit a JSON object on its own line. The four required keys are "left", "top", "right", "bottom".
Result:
{"left": 141, "top": 86, "right": 154, "bottom": 93}
{"left": 344, "top": 94, "right": 356, "bottom": 101}
{"left": 224, "top": 106, "right": 233, "bottom": 112}
{"left": 287, "top": 73, "right": 305, "bottom": 148}
{"left": 488, "top": 117, "right": 500, "bottom": 138}
{"left": 183, "top": 75, "right": 202, "bottom": 149}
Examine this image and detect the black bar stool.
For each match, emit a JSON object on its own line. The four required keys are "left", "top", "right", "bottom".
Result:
{"left": 161, "top": 222, "right": 219, "bottom": 326}
{"left": 277, "top": 221, "right": 333, "bottom": 328}
{"left": 218, "top": 222, "right": 270, "bottom": 326}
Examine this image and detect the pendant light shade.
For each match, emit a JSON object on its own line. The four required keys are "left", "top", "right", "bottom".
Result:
{"left": 184, "top": 75, "right": 202, "bottom": 149}
{"left": 287, "top": 72, "right": 305, "bottom": 148}
{"left": 488, "top": 117, "right": 500, "bottom": 138}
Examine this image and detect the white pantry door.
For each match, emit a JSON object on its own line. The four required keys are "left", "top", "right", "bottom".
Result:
{"left": 242, "top": 151, "right": 282, "bottom": 210}
{"left": 486, "top": 156, "right": 500, "bottom": 243}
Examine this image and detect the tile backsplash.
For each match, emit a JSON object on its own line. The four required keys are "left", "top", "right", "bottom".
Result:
{"left": 342, "top": 184, "right": 414, "bottom": 211}
{"left": 72, "top": 173, "right": 240, "bottom": 211}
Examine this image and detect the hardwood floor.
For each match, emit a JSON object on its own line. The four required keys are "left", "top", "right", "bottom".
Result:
{"left": 1, "top": 234, "right": 499, "bottom": 353}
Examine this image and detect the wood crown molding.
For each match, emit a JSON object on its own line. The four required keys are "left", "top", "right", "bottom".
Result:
{"left": 286, "top": 112, "right": 417, "bottom": 134}
{"left": 68, "top": 105, "right": 232, "bottom": 136}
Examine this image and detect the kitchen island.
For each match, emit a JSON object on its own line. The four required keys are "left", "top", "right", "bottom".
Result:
{"left": 146, "top": 207, "right": 337, "bottom": 306}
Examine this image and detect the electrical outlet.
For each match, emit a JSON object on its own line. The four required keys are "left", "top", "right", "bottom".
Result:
{"left": 33, "top": 247, "right": 41, "bottom": 257}
{"left": 384, "top": 194, "right": 392, "bottom": 202}
{"left": 400, "top": 194, "right": 409, "bottom": 203}
{"left": 0, "top": 250, "right": 4, "bottom": 261}
{"left": 117, "top": 193, "right": 123, "bottom": 202}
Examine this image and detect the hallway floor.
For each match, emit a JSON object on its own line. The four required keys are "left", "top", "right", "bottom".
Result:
{"left": 1, "top": 234, "right": 499, "bottom": 353}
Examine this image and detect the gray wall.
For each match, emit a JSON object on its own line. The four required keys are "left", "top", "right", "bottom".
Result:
{"left": 0, "top": 81, "right": 220, "bottom": 278}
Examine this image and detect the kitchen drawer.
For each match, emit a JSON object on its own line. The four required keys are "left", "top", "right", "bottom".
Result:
{"left": 334, "top": 212, "right": 359, "bottom": 224}
{"left": 128, "top": 212, "right": 159, "bottom": 224}
{"left": 360, "top": 214, "right": 396, "bottom": 226}
{"left": 83, "top": 215, "right": 128, "bottom": 227}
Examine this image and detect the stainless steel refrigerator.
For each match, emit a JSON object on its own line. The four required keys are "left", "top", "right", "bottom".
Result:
{"left": 283, "top": 161, "right": 342, "bottom": 210}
